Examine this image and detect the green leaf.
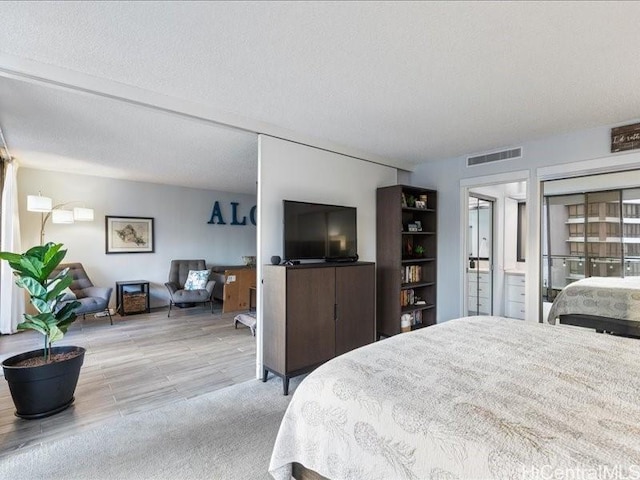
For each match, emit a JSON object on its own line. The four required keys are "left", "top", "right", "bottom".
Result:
{"left": 31, "top": 298, "right": 52, "bottom": 314}
{"left": 56, "top": 301, "right": 80, "bottom": 325}
{"left": 48, "top": 325, "right": 64, "bottom": 344}
{"left": 16, "top": 276, "right": 47, "bottom": 299}
{"left": 24, "top": 312, "right": 54, "bottom": 329}
{"left": 18, "top": 256, "right": 43, "bottom": 281}
{"left": 46, "top": 275, "right": 72, "bottom": 301}
{"left": 17, "top": 320, "right": 48, "bottom": 337}
{"left": 41, "top": 249, "right": 67, "bottom": 281}
{"left": 43, "top": 243, "right": 63, "bottom": 265}
{"left": 0, "top": 251, "right": 22, "bottom": 263}
{"left": 58, "top": 312, "right": 79, "bottom": 331}
{"left": 48, "top": 267, "right": 70, "bottom": 285}
{"left": 25, "top": 244, "right": 48, "bottom": 260}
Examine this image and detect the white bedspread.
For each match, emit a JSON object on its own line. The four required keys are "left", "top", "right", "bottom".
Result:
{"left": 269, "top": 316, "right": 640, "bottom": 479}
{"left": 548, "top": 276, "right": 640, "bottom": 324}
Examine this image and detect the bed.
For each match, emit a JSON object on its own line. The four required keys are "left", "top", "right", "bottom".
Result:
{"left": 547, "top": 276, "right": 640, "bottom": 336}
{"left": 269, "top": 316, "right": 640, "bottom": 479}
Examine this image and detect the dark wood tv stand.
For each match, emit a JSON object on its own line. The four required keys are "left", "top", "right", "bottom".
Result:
{"left": 262, "top": 261, "right": 375, "bottom": 395}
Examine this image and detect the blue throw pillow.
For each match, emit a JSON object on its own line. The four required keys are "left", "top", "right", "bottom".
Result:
{"left": 184, "top": 270, "right": 209, "bottom": 290}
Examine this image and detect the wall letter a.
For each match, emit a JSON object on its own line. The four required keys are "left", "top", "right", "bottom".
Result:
{"left": 207, "top": 201, "right": 226, "bottom": 224}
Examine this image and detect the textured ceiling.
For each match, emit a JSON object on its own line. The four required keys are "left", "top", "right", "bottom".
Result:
{"left": 2, "top": 1, "right": 640, "bottom": 191}
{"left": 0, "top": 77, "right": 258, "bottom": 193}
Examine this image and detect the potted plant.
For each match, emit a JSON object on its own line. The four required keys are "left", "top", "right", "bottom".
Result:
{"left": 0, "top": 242, "right": 85, "bottom": 419}
{"left": 414, "top": 245, "right": 425, "bottom": 258}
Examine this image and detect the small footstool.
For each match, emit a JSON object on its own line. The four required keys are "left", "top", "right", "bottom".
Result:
{"left": 234, "top": 313, "right": 257, "bottom": 336}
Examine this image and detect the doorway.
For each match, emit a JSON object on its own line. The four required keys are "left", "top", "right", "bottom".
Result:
{"left": 462, "top": 176, "right": 528, "bottom": 319}
{"left": 467, "top": 194, "right": 494, "bottom": 315}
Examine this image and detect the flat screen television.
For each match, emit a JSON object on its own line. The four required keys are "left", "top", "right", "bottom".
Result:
{"left": 283, "top": 200, "right": 357, "bottom": 261}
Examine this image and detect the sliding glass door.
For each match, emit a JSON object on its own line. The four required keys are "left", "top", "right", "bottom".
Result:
{"left": 622, "top": 188, "right": 640, "bottom": 277}
{"left": 543, "top": 187, "right": 640, "bottom": 303}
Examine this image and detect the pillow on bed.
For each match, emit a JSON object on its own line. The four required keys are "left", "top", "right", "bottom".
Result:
{"left": 184, "top": 270, "right": 209, "bottom": 290}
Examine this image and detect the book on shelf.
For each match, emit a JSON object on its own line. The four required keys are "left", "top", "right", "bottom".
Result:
{"left": 400, "top": 289, "right": 415, "bottom": 308}
{"left": 402, "top": 265, "right": 422, "bottom": 284}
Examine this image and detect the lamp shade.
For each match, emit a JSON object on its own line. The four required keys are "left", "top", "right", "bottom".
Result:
{"left": 27, "top": 195, "right": 52, "bottom": 212}
{"left": 73, "top": 207, "right": 94, "bottom": 221}
{"left": 51, "top": 209, "right": 74, "bottom": 224}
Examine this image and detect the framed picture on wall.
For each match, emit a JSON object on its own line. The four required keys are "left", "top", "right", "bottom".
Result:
{"left": 105, "top": 216, "right": 155, "bottom": 254}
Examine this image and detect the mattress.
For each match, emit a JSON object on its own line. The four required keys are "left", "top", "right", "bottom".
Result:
{"left": 547, "top": 276, "right": 640, "bottom": 324}
{"left": 269, "top": 316, "right": 640, "bottom": 479}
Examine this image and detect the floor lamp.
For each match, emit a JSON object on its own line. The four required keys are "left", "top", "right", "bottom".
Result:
{"left": 27, "top": 194, "right": 94, "bottom": 245}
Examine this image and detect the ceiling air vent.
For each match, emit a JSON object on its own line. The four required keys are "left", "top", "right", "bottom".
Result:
{"left": 467, "top": 147, "right": 522, "bottom": 167}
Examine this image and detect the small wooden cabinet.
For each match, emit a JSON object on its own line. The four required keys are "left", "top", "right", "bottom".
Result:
{"left": 262, "top": 262, "right": 375, "bottom": 394}
{"left": 116, "top": 280, "right": 150, "bottom": 316}
{"left": 377, "top": 185, "right": 437, "bottom": 337}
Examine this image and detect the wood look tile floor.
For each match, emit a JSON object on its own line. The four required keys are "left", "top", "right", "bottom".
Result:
{"left": 0, "top": 305, "right": 257, "bottom": 456}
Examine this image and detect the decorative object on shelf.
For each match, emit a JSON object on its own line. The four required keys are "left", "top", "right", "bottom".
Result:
{"left": 406, "top": 195, "right": 416, "bottom": 208}
{"left": 242, "top": 255, "right": 257, "bottom": 268}
{"left": 414, "top": 245, "right": 425, "bottom": 257}
{"left": 414, "top": 220, "right": 422, "bottom": 231}
{"left": 271, "top": 255, "right": 281, "bottom": 265}
{"left": 415, "top": 200, "right": 426, "bottom": 209}
{"left": 408, "top": 223, "right": 419, "bottom": 232}
{"left": 105, "top": 216, "right": 154, "bottom": 254}
{"left": 400, "top": 314, "right": 412, "bottom": 332}
{"left": 0, "top": 242, "right": 85, "bottom": 419}
{"left": 27, "top": 193, "right": 94, "bottom": 245}
{"left": 401, "top": 193, "right": 407, "bottom": 208}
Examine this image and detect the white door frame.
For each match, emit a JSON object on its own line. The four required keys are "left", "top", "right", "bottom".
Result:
{"left": 460, "top": 170, "right": 530, "bottom": 319}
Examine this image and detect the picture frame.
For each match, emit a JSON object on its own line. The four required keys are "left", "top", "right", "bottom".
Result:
{"left": 105, "top": 216, "right": 155, "bottom": 254}
{"left": 415, "top": 200, "right": 426, "bottom": 209}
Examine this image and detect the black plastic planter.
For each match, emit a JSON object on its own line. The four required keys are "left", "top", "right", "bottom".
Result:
{"left": 2, "top": 346, "right": 85, "bottom": 420}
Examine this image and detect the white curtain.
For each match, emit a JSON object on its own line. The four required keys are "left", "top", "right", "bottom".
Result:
{"left": 1, "top": 160, "right": 24, "bottom": 334}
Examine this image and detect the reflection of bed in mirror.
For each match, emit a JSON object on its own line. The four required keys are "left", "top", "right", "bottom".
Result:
{"left": 269, "top": 316, "right": 640, "bottom": 479}
{"left": 547, "top": 276, "right": 640, "bottom": 337}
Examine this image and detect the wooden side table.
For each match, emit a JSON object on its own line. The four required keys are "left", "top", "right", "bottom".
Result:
{"left": 116, "top": 280, "right": 150, "bottom": 315}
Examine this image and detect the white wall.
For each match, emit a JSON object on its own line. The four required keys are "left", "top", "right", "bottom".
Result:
{"left": 257, "top": 135, "right": 397, "bottom": 377}
{"left": 18, "top": 168, "right": 257, "bottom": 308}
{"left": 412, "top": 121, "right": 640, "bottom": 323}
